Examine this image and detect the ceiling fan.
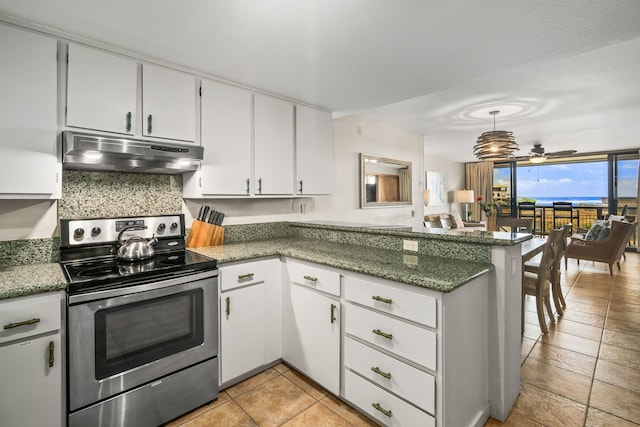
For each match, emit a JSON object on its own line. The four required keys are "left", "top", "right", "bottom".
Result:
{"left": 526, "top": 143, "right": 577, "bottom": 163}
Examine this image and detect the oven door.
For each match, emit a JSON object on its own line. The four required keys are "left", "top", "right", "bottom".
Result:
{"left": 68, "top": 270, "right": 217, "bottom": 412}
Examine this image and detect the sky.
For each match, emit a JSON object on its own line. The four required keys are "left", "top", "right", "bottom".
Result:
{"left": 494, "top": 160, "right": 638, "bottom": 199}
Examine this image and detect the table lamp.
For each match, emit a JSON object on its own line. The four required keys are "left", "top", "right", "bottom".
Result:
{"left": 454, "top": 189, "right": 475, "bottom": 221}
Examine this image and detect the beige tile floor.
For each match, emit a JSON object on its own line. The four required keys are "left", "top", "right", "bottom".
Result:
{"left": 166, "top": 252, "right": 640, "bottom": 427}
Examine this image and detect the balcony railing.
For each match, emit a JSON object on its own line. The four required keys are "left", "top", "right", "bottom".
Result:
{"left": 499, "top": 205, "right": 637, "bottom": 248}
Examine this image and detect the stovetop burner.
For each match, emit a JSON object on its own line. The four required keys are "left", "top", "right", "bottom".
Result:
{"left": 62, "top": 249, "right": 217, "bottom": 294}
{"left": 59, "top": 214, "right": 217, "bottom": 295}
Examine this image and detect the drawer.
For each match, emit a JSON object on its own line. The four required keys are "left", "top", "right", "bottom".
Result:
{"left": 346, "top": 304, "right": 436, "bottom": 371}
{"left": 0, "top": 292, "right": 61, "bottom": 345}
{"left": 344, "top": 276, "right": 437, "bottom": 328}
{"left": 220, "top": 260, "right": 266, "bottom": 291}
{"left": 345, "top": 337, "right": 435, "bottom": 415}
{"left": 286, "top": 259, "right": 340, "bottom": 297}
{"left": 344, "top": 369, "right": 435, "bottom": 427}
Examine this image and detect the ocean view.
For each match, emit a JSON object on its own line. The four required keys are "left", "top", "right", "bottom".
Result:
{"left": 522, "top": 196, "right": 606, "bottom": 206}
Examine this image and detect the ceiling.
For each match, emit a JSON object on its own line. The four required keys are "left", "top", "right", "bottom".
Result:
{"left": 2, "top": 0, "right": 640, "bottom": 162}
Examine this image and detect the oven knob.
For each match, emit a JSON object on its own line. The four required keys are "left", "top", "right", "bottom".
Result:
{"left": 157, "top": 223, "right": 166, "bottom": 233}
{"left": 91, "top": 227, "right": 101, "bottom": 236}
{"left": 170, "top": 222, "right": 178, "bottom": 230}
{"left": 73, "top": 228, "right": 84, "bottom": 239}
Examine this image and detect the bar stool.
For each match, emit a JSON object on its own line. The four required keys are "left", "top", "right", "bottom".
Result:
{"left": 553, "top": 202, "right": 579, "bottom": 229}
{"left": 518, "top": 201, "right": 542, "bottom": 235}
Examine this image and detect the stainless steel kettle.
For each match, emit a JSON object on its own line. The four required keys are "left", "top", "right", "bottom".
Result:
{"left": 116, "top": 225, "right": 158, "bottom": 261}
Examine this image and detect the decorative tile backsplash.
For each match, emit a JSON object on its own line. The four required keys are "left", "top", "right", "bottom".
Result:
{"left": 59, "top": 170, "right": 183, "bottom": 219}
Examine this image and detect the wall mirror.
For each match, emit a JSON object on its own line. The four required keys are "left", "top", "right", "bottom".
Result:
{"left": 360, "top": 153, "right": 412, "bottom": 208}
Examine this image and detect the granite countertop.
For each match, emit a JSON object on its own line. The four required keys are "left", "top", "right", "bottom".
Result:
{"left": 191, "top": 237, "right": 493, "bottom": 292}
{"left": 291, "top": 221, "right": 533, "bottom": 245}
{"left": 0, "top": 263, "right": 67, "bottom": 300}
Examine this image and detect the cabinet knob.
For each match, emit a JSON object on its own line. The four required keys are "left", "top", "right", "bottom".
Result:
{"left": 298, "top": 180, "right": 303, "bottom": 193}
{"left": 225, "top": 296, "right": 230, "bottom": 316}
{"left": 303, "top": 275, "right": 318, "bottom": 282}
{"left": 330, "top": 304, "right": 337, "bottom": 324}
{"left": 246, "top": 178, "right": 250, "bottom": 195}
{"left": 147, "top": 114, "right": 153, "bottom": 134}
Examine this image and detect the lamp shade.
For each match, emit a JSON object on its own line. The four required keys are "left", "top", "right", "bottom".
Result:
{"left": 454, "top": 190, "right": 475, "bottom": 203}
{"left": 423, "top": 189, "right": 431, "bottom": 205}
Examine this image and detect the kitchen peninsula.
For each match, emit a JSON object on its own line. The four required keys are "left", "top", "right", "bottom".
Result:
{"left": 191, "top": 220, "right": 530, "bottom": 425}
{"left": 0, "top": 221, "right": 530, "bottom": 427}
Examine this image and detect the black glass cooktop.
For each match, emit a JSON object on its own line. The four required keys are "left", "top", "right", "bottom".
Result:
{"left": 61, "top": 249, "right": 217, "bottom": 295}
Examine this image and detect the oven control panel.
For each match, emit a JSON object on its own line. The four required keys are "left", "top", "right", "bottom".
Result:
{"left": 60, "top": 215, "right": 185, "bottom": 246}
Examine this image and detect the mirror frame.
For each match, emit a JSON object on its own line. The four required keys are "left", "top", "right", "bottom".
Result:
{"left": 360, "top": 153, "right": 412, "bottom": 208}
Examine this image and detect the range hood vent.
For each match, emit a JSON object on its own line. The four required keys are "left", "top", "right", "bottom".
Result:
{"left": 62, "top": 131, "right": 204, "bottom": 174}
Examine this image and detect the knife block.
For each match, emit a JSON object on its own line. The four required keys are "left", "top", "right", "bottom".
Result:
{"left": 186, "top": 220, "right": 224, "bottom": 248}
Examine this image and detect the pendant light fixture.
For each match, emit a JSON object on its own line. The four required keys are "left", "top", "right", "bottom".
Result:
{"left": 473, "top": 110, "right": 519, "bottom": 161}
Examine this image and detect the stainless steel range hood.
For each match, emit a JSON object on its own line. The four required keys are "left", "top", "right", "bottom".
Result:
{"left": 62, "top": 131, "right": 204, "bottom": 174}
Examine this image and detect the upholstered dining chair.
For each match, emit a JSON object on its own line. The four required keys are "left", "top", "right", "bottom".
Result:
{"left": 523, "top": 228, "right": 564, "bottom": 333}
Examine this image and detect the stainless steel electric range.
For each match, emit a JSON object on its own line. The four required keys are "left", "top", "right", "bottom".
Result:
{"left": 60, "top": 214, "right": 218, "bottom": 427}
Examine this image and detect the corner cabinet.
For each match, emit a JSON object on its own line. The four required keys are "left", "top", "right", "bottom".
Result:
{"left": 192, "top": 80, "right": 253, "bottom": 196}
{"left": 66, "top": 44, "right": 196, "bottom": 142}
{"left": 0, "top": 292, "right": 64, "bottom": 427}
{"left": 295, "top": 105, "right": 334, "bottom": 195}
{"left": 219, "top": 258, "right": 281, "bottom": 387}
{"left": 0, "top": 23, "right": 59, "bottom": 198}
{"left": 282, "top": 259, "right": 341, "bottom": 395}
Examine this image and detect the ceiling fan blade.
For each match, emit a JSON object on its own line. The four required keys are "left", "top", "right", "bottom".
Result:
{"left": 546, "top": 150, "right": 578, "bottom": 157}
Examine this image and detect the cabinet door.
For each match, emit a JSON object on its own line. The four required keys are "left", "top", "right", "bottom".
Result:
{"left": 142, "top": 64, "right": 196, "bottom": 142}
{"left": 283, "top": 282, "right": 340, "bottom": 395}
{"left": 67, "top": 44, "right": 137, "bottom": 135}
{"left": 296, "top": 105, "right": 334, "bottom": 195}
{"left": 0, "top": 334, "right": 62, "bottom": 427}
{"left": 200, "top": 80, "right": 252, "bottom": 195}
{"left": 254, "top": 94, "right": 294, "bottom": 195}
{"left": 220, "top": 283, "right": 266, "bottom": 384}
{"left": 0, "top": 24, "right": 58, "bottom": 197}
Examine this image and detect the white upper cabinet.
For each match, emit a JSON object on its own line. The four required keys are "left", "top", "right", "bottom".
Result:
{"left": 66, "top": 44, "right": 137, "bottom": 135}
{"left": 296, "top": 105, "right": 334, "bottom": 195}
{"left": 198, "top": 80, "right": 252, "bottom": 196}
{"left": 141, "top": 64, "right": 196, "bottom": 142}
{"left": 0, "top": 24, "right": 59, "bottom": 198}
{"left": 254, "top": 94, "right": 294, "bottom": 195}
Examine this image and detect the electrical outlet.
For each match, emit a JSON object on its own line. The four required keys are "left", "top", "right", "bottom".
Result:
{"left": 403, "top": 240, "right": 419, "bottom": 252}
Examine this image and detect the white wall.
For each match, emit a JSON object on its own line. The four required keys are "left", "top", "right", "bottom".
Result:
{"left": 0, "top": 200, "right": 58, "bottom": 240}
{"left": 423, "top": 139, "right": 466, "bottom": 218}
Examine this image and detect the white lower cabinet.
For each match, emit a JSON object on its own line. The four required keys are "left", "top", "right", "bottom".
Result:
{"left": 282, "top": 260, "right": 340, "bottom": 395}
{"left": 219, "top": 258, "right": 281, "bottom": 386}
{"left": 343, "top": 272, "right": 489, "bottom": 427}
{"left": 0, "top": 292, "right": 63, "bottom": 427}
{"left": 345, "top": 370, "right": 435, "bottom": 427}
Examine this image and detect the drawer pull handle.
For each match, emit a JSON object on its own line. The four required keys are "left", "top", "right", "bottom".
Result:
{"left": 225, "top": 296, "right": 231, "bottom": 316}
{"left": 330, "top": 304, "right": 337, "bottom": 323}
{"left": 48, "top": 341, "right": 55, "bottom": 368}
{"left": 3, "top": 318, "right": 40, "bottom": 330}
{"left": 372, "top": 329, "right": 393, "bottom": 340}
{"left": 371, "top": 366, "right": 391, "bottom": 379}
{"left": 238, "top": 273, "right": 254, "bottom": 280}
{"left": 372, "top": 402, "right": 392, "bottom": 417}
{"left": 303, "top": 275, "right": 318, "bottom": 282}
{"left": 372, "top": 295, "right": 393, "bottom": 304}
